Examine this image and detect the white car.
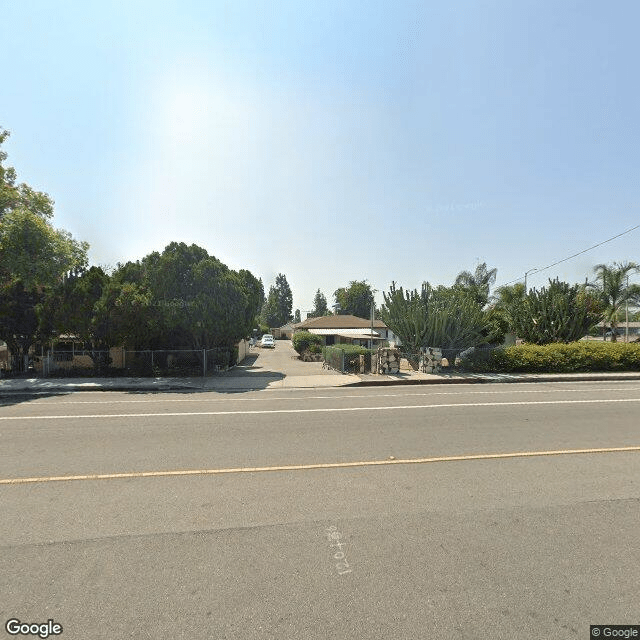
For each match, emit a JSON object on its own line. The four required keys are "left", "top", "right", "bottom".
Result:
{"left": 260, "top": 334, "right": 275, "bottom": 348}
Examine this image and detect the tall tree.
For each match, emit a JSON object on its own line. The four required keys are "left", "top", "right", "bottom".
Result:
{"left": 310, "top": 289, "right": 329, "bottom": 317}
{"left": 0, "top": 129, "right": 88, "bottom": 369}
{"left": 0, "top": 209, "right": 88, "bottom": 289}
{"left": 0, "top": 282, "right": 42, "bottom": 368}
{"left": 40, "top": 267, "right": 109, "bottom": 342}
{"left": 334, "top": 280, "right": 375, "bottom": 318}
{"left": 454, "top": 262, "right": 497, "bottom": 308}
{"left": 589, "top": 262, "right": 640, "bottom": 341}
{"left": 0, "top": 128, "right": 54, "bottom": 220}
{"left": 237, "top": 270, "right": 264, "bottom": 336}
{"left": 490, "top": 282, "right": 526, "bottom": 332}
{"left": 98, "top": 243, "right": 261, "bottom": 350}
{"left": 261, "top": 273, "right": 293, "bottom": 327}
{"left": 38, "top": 267, "right": 111, "bottom": 367}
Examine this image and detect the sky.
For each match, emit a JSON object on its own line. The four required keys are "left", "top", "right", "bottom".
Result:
{"left": 2, "top": 1, "right": 639, "bottom": 314}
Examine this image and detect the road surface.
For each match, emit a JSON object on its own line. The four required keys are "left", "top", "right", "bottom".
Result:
{"left": 1, "top": 381, "right": 639, "bottom": 639}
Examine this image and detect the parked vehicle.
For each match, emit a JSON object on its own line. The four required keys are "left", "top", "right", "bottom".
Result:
{"left": 261, "top": 334, "right": 275, "bottom": 348}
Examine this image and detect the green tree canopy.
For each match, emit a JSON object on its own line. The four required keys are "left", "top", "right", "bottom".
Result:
{"left": 0, "top": 129, "right": 88, "bottom": 289}
{"left": 98, "top": 242, "right": 261, "bottom": 350}
{"left": 334, "top": 280, "right": 376, "bottom": 318}
{"left": 588, "top": 262, "right": 640, "bottom": 341}
{"left": 0, "top": 128, "right": 89, "bottom": 367}
{"left": 261, "top": 273, "right": 293, "bottom": 327}
{"left": 39, "top": 267, "right": 110, "bottom": 347}
{"left": 0, "top": 209, "right": 88, "bottom": 289}
{"left": 0, "top": 282, "right": 42, "bottom": 364}
{"left": 489, "top": 282, "right": 526, "bottom": 333}
{"left": 454, "top": 262, "right": 497, "bottom": 308}
{"left": 0, "top": 128, "right": 54, "bottom": 220}
{"left": 309, "top": 289, "right": 329, "bottom": 317}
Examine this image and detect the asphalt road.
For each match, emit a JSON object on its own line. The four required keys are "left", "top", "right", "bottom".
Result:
{"left": 1, "top": 381, "right": 639, "bottom": 639}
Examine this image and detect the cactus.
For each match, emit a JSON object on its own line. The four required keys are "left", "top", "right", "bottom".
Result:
{"left": 380, "top": 282, "right": 489, "bottom": 352}
{"left": 513, "top": 279, "right": 603, "bottom": 344}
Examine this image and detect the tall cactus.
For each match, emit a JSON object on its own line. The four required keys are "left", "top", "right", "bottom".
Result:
{"left": 512, "top": 279, "right": 603, "bottom": 344}
{"left": 380, "top": 281, "right": 489, "bottom": 351}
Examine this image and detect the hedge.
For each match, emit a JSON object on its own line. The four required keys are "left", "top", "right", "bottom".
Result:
{"left": 292, "top": 331, "right": 323, "bottom": 355}
{"left": 463, "top": 341, "right": 640, "bottom": 373}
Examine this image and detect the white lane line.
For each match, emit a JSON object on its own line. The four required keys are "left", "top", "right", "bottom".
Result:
{"left": 2, "top": 445, "right": 640, "bottom": 485}
{"left": 1, "top": 397, "right": 640, "bottom": 420}
{"left": 10, "top": 386, "right": 640, "bottom": 406}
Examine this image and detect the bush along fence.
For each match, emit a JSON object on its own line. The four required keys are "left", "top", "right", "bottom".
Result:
{"left": 21, "top": 346, "right": 241, "bottom": 378}
{"left": 321, "top": 342, "right": 640, "bottom": 375}
{"left": 322, "top": 344, "right": 503, "bottom": 374}
{"left": 461, "top": 342, "right": 640, "bottom": 373}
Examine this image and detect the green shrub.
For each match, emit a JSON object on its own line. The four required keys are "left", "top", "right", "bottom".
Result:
{"left": 334, "top": 344, "right": 371, "bottom": 355}
{"left": 463, "top": 341, "right": 640, "bottom": 373}
{"left": 292, "top": 331, "right": 323, "bottom": 354}
{"left": 322, "top": 344, "right": 375, "bottom": 372}
{"left": 511, "top": 279, "right": 603, "bottom": 345}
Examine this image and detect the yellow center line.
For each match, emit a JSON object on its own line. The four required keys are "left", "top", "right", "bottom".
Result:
{"left": 2, "top": 445, "right": 640, "bottom": 485}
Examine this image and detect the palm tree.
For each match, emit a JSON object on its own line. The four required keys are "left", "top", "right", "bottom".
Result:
{"left": 490, "top": 282, "right": 526, "bottom": 332}
{"left": 590, "top": 262, "right": 640, "bottom": 342}
{"left": 454, "top": 263, "right": 498, "bottom": 307}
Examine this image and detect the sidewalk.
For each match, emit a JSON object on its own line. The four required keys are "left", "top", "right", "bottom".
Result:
{"left": 0, "top": 373, "right": 362, "bottom": 393}
{"left": 1, "top": 370, "right": 640, "bottom": 393}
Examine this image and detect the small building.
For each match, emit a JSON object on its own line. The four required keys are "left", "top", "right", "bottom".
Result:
{"left": 293, "top": 314, "right": 398, "bottom": 349}
{"left": 272, "top": 322, "right": 296, "bottom": 340}
{"left": 595, "top": 321, "right": 640, "bottom": 340}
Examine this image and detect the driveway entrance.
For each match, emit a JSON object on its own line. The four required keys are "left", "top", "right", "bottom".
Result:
{"left": 223, "top": 340, "right": 342, "bottom": 379}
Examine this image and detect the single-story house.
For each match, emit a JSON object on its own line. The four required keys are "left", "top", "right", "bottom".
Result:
{"left": 272, "top": 322, "right": 296, "bottom": 339}
{"left": 293, "top": 314, "right": 400, "bottom": 349}
{"left": 595, "top": 321, "right": 640, "bottom": 338}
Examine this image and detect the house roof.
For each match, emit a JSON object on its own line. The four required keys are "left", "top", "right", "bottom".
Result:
{"left": 309, "top": 328, "right": 381, "bottom": 337}
{"left": 596, "top": 321, "right": 640, "bottom": 328}
{"left": 297, "top": 314, "right": 387, "bottom": 330}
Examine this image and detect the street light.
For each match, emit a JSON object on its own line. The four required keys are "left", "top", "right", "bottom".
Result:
{"left": 524, "top": 268, "right": 538, "bottom": 294}
{"left": 625, "top": 274, "right": 629, "bottom": 343}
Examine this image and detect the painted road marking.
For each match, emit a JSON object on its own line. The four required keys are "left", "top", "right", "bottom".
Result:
{"left": 1, "top": 446, "right": 639, "bottom": 485}
{"left": 1, "top": 397, "right": 640, "bottom": 421}
{"left": 6, "top": 386, "right": 640, "bottom": 406}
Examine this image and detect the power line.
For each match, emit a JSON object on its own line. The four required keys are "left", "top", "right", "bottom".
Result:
{"left": 500, "top": 224, "right": 640, "bottom": 287}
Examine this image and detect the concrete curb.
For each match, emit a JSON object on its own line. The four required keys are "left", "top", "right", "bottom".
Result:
{"left": 351, "top": 373, "right": 640, "bottom": 387}
{"left": 2, "top": 372, "right": 640, "bottom": 394}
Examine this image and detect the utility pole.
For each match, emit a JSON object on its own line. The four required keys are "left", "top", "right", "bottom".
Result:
{"left": 625, "top": 274, "right": 629, "bottom": 343}
{"left": 370, "top": 302, "right": 375, "bottom": 350}
{"left": 524, "top": 268, "right": 537, "bottom": 294}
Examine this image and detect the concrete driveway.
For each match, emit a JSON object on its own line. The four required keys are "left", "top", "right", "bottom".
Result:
{"left": 236, "top": 339, "right": 339, "bottom": 377}
{"left": 213, "top": 339, "right": 352, "bottom": 389}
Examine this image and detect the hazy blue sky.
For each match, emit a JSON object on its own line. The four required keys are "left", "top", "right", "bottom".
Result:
{"left": 2, "top": 1, "right": 639, "bottom": 313}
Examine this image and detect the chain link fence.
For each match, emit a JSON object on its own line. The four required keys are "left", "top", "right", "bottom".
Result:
{"left": 320, "top": 345, "right": 502, "bottom": 375}
{"left": 322, "top": 346, "right": 376, "bottom": 373}
{"left": 397, "top": 345, "right": 501, "bottom": 372}
{"left": 21, "top": 346, "right": 239, "bottom": 378}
